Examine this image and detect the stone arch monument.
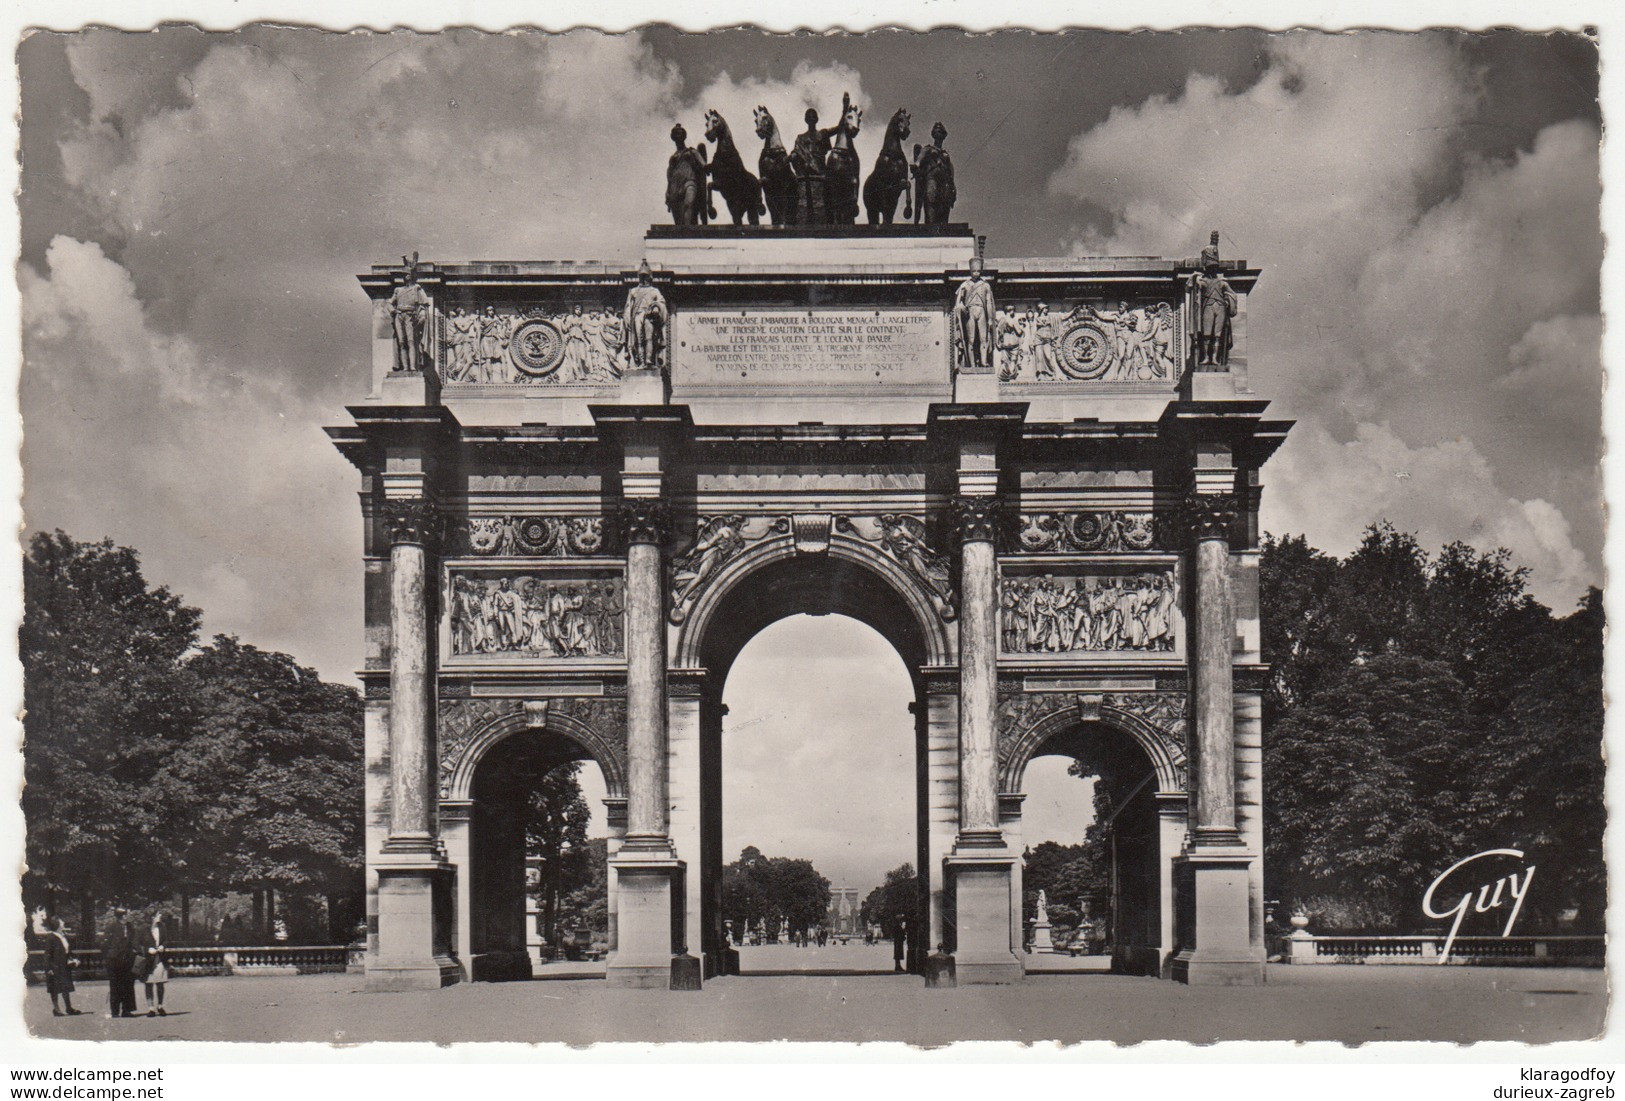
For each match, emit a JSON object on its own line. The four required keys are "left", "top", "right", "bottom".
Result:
{"left": 329, "top": 221, "right": 1290, "bottom": 992}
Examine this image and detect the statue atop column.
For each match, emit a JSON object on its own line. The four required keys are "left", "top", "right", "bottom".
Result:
{"left": 666, "top": 124, "right": 709, "bottom": 227}
{"left": 623, "top": 261, "right": 669, "bottom": 372}
{"left": 916, "top": 122, "right": 956, "bottom": 225}
{"left": 953, "top": 256, "right": 995, "bottom": 374}
{"left": 388, "top": 252, "right": 431, "bottom": 374}
{"left": 1195, "top": 230, "right": 1237, "bottom": 367}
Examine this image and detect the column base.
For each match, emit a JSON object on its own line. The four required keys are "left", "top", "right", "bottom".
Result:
{"left": 605, "top": 851, "right": 686, "bottom": 989}
{"left": 1171, "top": 847, "right": 1265, "bottom": 987}
{"left": 945, "top": 848, "right": 1024, "bottom": 985}
{"left": 367, "top": 856, "right": 460, "bottom": 992}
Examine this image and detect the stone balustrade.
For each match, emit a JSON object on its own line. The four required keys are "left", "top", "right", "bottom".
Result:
{"left": 23, "top": 945, "right": 354, "bottom": 983}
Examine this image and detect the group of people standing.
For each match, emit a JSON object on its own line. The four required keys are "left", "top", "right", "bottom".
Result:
{"left": 1001, "top": 573, "right": 1178, "bottom": 654}
{"left": 37, "top": 907, "right": 171, "bottom": 1020}
{"left": 450, "top": 576, "right": 624, "bottom": 658}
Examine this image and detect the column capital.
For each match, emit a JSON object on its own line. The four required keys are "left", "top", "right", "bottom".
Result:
{"left": 382, "top": 497, "right": 443, "bottom": 549}
{"left": 1181, "top": 492, "right": 1241, "bottom": 542}
{"left": 952, "top": 494, "right": 1001, "bottom": 545}
{"left": 618, "top": 498, "right": 672, "bottom": 546}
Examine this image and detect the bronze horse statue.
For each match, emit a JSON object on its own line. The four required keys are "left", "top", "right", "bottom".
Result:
{"left": 703, "top": 109, "right": 765, "bottom": 226}
{"left": 823, "top": 93, "right": 864, "bottom": 225}
{"left": 862, "top": 107, "right": 912, "bottom": 225}
{"left": 753, "top": 106, "right": 798, "bottom": 226}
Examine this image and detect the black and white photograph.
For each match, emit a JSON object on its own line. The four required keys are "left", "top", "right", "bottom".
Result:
{"left": 5, "top": 5, "right": 1615, "bottom": 1065}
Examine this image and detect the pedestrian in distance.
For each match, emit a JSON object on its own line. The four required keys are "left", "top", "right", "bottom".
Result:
{"left": 893, "top": 919, "right": 908, "bottom": 973}
{"left": 139, "top": 912, "right": 171, "bottom": 1016}
{"left": 42, "top": 916, "right": 84, "bottom": 1017}
{"left": 103, "top": 906, "right": 140, "bottom": 1018}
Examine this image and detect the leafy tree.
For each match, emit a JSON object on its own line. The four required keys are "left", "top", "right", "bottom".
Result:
{"left": 555, "top": 837, "right": 609, "bottom": 936}
{"left": 1021, "top": 841, "right": 1101, "bottom": 933}
{"left": 723, "top": 846, "right": 831, "bottom": 938}
{"left": 859, "top": 862, "right": 918, "bottom": 938}
{"left": 21, "top": 532, "right": 202, "bottom": 928}
{"left": 525, "top": 762, "right": 592, "bottom": 944}
{"left": 1261, "top": 526, "right": 1605, "bottom": 932}
{"left": 157, "top": 636, "right": 363, "bottom": 940}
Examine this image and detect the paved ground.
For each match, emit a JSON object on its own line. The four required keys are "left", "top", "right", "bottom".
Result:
{"left": 25, "top": 964, "right": 1604, "bottom": 1046}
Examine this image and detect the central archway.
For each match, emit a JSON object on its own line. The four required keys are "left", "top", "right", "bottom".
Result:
{"left": 675, "top": 541, "right": 953, "bottom": 976}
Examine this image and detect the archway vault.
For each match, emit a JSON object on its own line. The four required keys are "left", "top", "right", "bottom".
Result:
{"left": 440, "top": 697, "right": 629, "bottom": 803}
{"left": 672, "top": 522, "right": 956, "bottom": 677}
{"left": 997, "top": 692, "right": 1189, "bottom": 797}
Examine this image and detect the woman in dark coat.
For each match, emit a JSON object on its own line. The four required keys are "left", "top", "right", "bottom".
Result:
{"left": 43, "top": 916, "right": 84, "bottom": 1016}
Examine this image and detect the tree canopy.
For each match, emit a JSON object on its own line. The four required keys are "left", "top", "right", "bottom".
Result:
{"left": 1262, "top": 525, "right": 1604, "bottom": 931}
{"left": 723, "top": 846, "right": 832, "bottom": 937}
{"left": 21, "top": 531, "right": 364, "bottom": 933}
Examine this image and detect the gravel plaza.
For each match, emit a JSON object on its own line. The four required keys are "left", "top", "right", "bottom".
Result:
{"left": 22, "top": 952, "right": 1607, "bottom": 1047}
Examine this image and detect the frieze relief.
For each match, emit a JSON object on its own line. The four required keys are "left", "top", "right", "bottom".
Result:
{"left": 1001, "top": 568, "right": 1177, "bottom": 654}
{"left": 441, "top": 303, "right": 628, "bottom": 385}
{"left": 438, "top": 697, "right": 628, "bottom": 800}
{"left": 453, "top": 515, "right": 608, "bottom": 557}
{"left": 448, "top": 571, "right": 624, "bottom": 658}
{"left": 1015, "top": 510, "right": 1160, "bottom": 554}
{"left": 978, "top": 299, "right": 1182, "bottom": 385}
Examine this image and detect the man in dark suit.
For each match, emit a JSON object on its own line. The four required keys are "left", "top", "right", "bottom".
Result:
{"left": 103, "top": 907, "right": 138, "bottom": 1018}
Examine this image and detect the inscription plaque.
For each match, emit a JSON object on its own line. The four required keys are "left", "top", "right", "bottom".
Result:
{"left": 672, "top": 308, "right": 950, "bottom": 392}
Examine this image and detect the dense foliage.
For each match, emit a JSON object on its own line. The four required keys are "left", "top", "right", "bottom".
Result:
{"left": 524, "top": 762, "right": 596, "bottom": 943}
{"left": 723, "top": 845, "right": 832, "bottom": 938}
{"left": 21, "top": 531, "right": 364, "bottom": 938}
{"left": 859, "top": 862, "right": 919, "bottom": 938}
{"left": 1262, "top": 525, "right": 1605, "bottom": 931}
{"left": 1021, "top": 841, "right": 1103, "bottom": 933}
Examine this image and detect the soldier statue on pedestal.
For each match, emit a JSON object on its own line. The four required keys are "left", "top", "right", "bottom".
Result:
{"left": 953, "top": 256, "right": 995, "bottom": 374}
{"left": 1195, "top": 231, "right": 1238, "bottom": 368}
{"left": 623, "top": 261, "right": 669, "bottom": 372}
{"left": 388, "top": 253, "right": 431, "bottom": 374}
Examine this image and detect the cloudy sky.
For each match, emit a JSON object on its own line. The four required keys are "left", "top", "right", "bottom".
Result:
{"left": 16, "top": 27, "right": 1602, "bottom": 889}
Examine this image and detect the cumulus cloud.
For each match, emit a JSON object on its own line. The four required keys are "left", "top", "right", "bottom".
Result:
{"left": 1048, "top": 32, "right": 1602, "bottom": 604}
{"left": 22, "top": 235, "right": 361, "bottom": 678}
{"left": 25, "top": 30, "right": 874, "bottom": 681}
{"left": 1264, "top": 422, "right": 1592, "bottom": 609}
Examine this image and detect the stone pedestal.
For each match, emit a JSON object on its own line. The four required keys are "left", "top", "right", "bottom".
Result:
{"left": 945, "top": 851, "right": 1023, "bottom": 984}
{"left": 620, "top": 368, "right": 665, "bottom": 405}
{"left": 606, "top": 854, "right": 684, "bottom": 989}
{"left": 1169, "top": 849, "right": 1265, "bottom": 985}
{"left": 1031, "top": 919, "right": 1054, "bottom": 953}
{"left": 370, "top": 854, "right": 459, "bottom": 991}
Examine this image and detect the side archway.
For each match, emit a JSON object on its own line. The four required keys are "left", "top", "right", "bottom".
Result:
{"left": 441, "top": 698, "right": 628, "bottom": 804}
{"left": 998, "top": 694, "right": 1187, "bottom": 797}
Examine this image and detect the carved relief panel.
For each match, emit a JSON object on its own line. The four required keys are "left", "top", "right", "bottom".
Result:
{"left": 442, "top": 563, "right": 625, "bottom": 662}
{"left": 999, "top": 560, "right": 1183, "bottom": 658}
{"left": 977, "top": 299, "right": 1183, "bottom": 386}
{"left": 440, "top": 302, "right": 628, "bottom": 386}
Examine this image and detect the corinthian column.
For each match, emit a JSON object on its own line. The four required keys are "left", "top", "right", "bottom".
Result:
{"left": 1187, "top": 493, "right": 1241, "bottom": 845}
{"left": 954, "top": 494, "right": 1002, "bottom": 845}
{"left": 382, "top": 498, "right": 440, "bottom": 851}
{"left": 620, "top": 498, "right": 672, "bottom": 851}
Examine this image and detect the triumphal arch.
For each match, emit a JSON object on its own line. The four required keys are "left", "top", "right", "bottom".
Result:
{"left": 331, "top": 207, "right": 1289, "bottom": 991}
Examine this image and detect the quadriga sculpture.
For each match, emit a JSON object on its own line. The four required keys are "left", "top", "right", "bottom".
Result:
{"left": 863, "top": 107, "right": 913, "bottom": 225}
{"left": 703, "top": 109, "right": 766, "bottom": 226}
{"left": 753, "top": 105, "right": 798, "bottom": 226}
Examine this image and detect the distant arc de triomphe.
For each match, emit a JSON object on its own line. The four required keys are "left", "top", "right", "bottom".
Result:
{"left": 329, "top": 222, "right": 1289, "bottom": 991}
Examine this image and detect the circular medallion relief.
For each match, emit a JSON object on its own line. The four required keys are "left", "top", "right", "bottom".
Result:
{"left": 1058, "top": 320, "right": 1116, "bottom": 381}
{"left": 510, "top": 318, "right": 565, "bottom": 376}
